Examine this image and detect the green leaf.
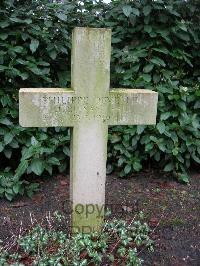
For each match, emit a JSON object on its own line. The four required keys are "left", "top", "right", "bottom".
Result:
{"left": 10, "top": 17, "right": 22, "bottom": 23}
{"left": 49, "top": 50, "right": 57, "bottom": 59}
{"left": 122, "top": 5, "right": 132, "bottom": 17}
{"left": 132, "top": 137, "right": 138, "bottom": 146}
{"left": 145, "top": 142, "right": 154, "bottom": 152}
{"left": 176, "top": 32, "right": 190, "bottom": 42}
{"left": 157, "top": 142, "right": 166, "bottom": 152}
{"left": 31, "top": 136, "right": 38, "bottom": 146}
{"left": 153, "top": 74, "right": 160, "bottom": 83}
{"left": 154, "top": 152, "right": 160, "bottom": 161}
{"left": 4, "top": 132, "right": 14, "bottom": 145}
{"left": 38, "top": 61, "right": 50, "bottom": 66}
{"left": 0, "top": 21, "right": 9, "bottom": 28}
{"left": 191, "top": 153, "right": 200, "bottom": 164}
{"left": 22, "top": 146, "right": 36, "bottom": 160}
{"left": 129, "top": 14, "right": 136, "bottom": 26}
{"left": 0, "top": 65, "right": 8, "bottom": 71}
{"left": 56, "top": 13, "right": 67, "bottom": 21}
{"left": 13, "top": 184, "right": 20, "bottom": 194}
{"left": 58, "top": 162, "right": 67, "bottom": 173}
{"left": 124, "top": 164, "right": 131, "bottom": 174}
{"left": 47, "top": 157, "right": 60, "bottom": 165}
{"left": 106, "top": 163, "right": 113, "bottom": 174}
{"left": 178, "top": 173, "right": 189, "bottom": 183}
{"left": 144, "top": 25, "right": 152, "bottom": 33}
{"left": 157, "top": 121, "right": 165, "bottom": 134}
{"left": 168, "top": 9, "right": 180, "bottom": 17}
{"left": 45, "top": 165, "right": 53, "bottom": 175}
{"left": 111, "top": 134, "right": 121, "bottom": 143}
{"left": 142, "top": 73, "right": 151, "bottom": 82}
{"left": 24, "top": 19, "right": 32, "bottom": 24}
{"left": 137, "top": 125, "right": 145, "bottom": 134}
{"left": 13, "top": 46, "right": 23, "bottom": 53}
{"left": 133, "top": 161, "right": 142, "bottom": 171}
{"left": 6, "top": 188, "right": 13, "bottom": 194}
{"left": 143, "top": 5, "right": 152, "bottom": 16}
{"left": 19, "top": 72, "right": 29, "bottom": 80}
{"left": 30, "top": 158, "right": 44, "bottom": 176}
{"left": 5, "top": 193, "right": 13, "bottom": 201}
{"left": 30, "top": 39, "right": 39, "bottom": 53}
{"left": 151, "top": 57, "right": 166, "bottom": 67}
{"left": 112, "top": 37, "right": 121, "bottom": 44}
{"left": 153, "top": 47, "right": 169, "bottom": 54}
{"left": 177, "top": 101, "right": 186, "bottom": 111}
{"left": 63, "top": 146, "right": 70, "bottom": 156}
{"left": 164, "top": 162, "right": 174, "bottom": 172}
{"left": 0, "top": 33, "right": 8, "bottom": 40}
{"left": 160, "top": 112, "right": 171, "bottom": 120}
{"left": 132, "top": 8, "right": 140, "bottom": 16}
{"left": 143, "top": 64, "right": 154, "bottom": 73}
{"left": 9, "top": 140, "right": 19, "bottom": 149}
{"left": 118, "top": 158, "right": 124, "bottom": 167}
{"left": 58, "top": 71, "right": 69, "bottom": 87}
{"left": 28, "top": 66, "right": 41, "bottom": 75}
{"left": 0, "top": 187, "right": 4, "bottom": 194}
{"left": 15, "top": 160, "right": 29, "bottom": 180}
{"left": 27, "top": 183, "right": 39, "bottom": 192}
{"left": 4, "top": 148, "right": 12, "bottom": 159}
{"left": 0, "top": 142, "right": 4, "bottom": 152}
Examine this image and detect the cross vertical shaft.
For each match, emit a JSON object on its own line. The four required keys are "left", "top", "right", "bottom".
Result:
{"left": 70, "top": 28, "right": 111, "bottom": 232}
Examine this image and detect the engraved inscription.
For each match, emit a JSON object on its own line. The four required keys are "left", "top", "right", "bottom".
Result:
{"left": 42, "top": 95, "right": 139, "bottom": 105}
{"left": 38, "top": 94, "right": 139, "bottom": 123}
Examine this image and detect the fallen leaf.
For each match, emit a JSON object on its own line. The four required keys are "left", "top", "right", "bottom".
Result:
{"left": 11, "top": 202, "right": 28, "bottom": 208}
{"left": 149, "top": 217, "right": 159, "bottom": 227}
{"left": 60, "top": 180, "right": 68, "bottom": 186}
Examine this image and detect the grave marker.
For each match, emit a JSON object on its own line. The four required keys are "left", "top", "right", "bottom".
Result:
{"left": 19, "top": 27, "right": 158, "bottom": 233}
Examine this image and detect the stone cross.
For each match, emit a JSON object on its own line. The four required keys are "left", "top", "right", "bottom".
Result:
{"left": 19, "top": 27, "right": 158, "bottom": 233}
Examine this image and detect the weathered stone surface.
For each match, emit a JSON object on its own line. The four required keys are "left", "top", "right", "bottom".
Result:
{"left": 19, "top": 88, "right": 157, "bottom": 127}
{"left": 19, "top": 88, "right": 74, "bottom": 127}
{"left": 70, "top": 28, "right": 110, "bottom": 232}
{"left": 19, "top": 27, "right": 158, "bottom": 233}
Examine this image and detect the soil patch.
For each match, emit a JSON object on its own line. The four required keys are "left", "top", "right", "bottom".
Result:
{"left": 0, "top": 170, "right": 199, "bottom": 265}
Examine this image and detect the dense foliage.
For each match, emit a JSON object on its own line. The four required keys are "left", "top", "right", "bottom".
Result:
{"left": 0, "top": 0, "right": 199, "bottom": 199}
{"left": 0, "top": 212, "right": 153, "bottom": 265}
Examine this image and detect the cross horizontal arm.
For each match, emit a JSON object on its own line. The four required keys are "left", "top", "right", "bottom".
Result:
{"left": 19, "top": 88, "right": 75, "bottom": 127}
{"left": 108, "top": 89, "right": 158, "bottom": 125}
{"left": 19, "top": 88, "right": 158, "bottom": 127}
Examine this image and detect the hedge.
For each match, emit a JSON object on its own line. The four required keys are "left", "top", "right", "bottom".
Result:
{"left": 0, "top": 0, "right": 199, "bottom": 200}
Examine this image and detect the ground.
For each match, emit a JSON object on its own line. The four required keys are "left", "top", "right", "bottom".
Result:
{"left": 0, "top": 170, "right": 199, "bottom": 265}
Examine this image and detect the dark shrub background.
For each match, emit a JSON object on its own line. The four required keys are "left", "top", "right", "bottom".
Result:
{"left": 0, "top": 0, "right": 199, "bottom": 200}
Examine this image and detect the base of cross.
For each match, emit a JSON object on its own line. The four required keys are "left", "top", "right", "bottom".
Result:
{"left": 19, "top": 27, "right": 158, "bottom": 234}
{"left": 71, "top": 203, "right": 104, "bottom": 234}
